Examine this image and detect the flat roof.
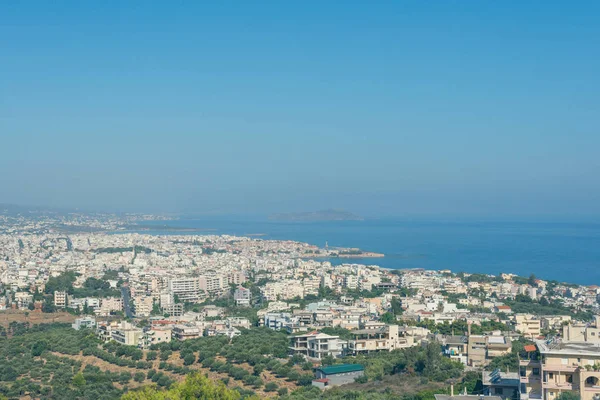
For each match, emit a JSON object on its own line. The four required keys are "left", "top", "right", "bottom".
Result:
{"left": 435, "top": 396, "right": 502, "bottom": 400}
{"left": 317, "top": 364, "right": 364, "bottom": 375}
{"left": 536, "top": 339, "right": 600, "bottom": 356}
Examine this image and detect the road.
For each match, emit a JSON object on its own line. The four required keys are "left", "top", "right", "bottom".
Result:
{"left": 121, "top": 286, "right": 134, "bottom": 318}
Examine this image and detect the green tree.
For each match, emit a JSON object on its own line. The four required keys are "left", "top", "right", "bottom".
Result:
{"left": 31, "top": 340, "right": 48, "bottom": 357}
{"left": 72, "top": 372, "right": 86, "bottom": 388}
{"left": 183, "top": 354, "right": 196, "bottom": 366}
{"left": 380, "top": 312, "right": 396, "bottom": 324}
{"left": 528, "top": 274, "right": 537, "bottom": 287}
{"left": 556, "top": 392, "right": 580, "bottom": 400}
{"left": 134, "top": 372, "right": 146, "bottom": 383}
{"left": 121, "top": 372, "right": 256, "bottom": 399}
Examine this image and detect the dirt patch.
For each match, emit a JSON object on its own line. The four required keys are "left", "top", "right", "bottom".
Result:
{"left": 0, "top": 310, "right": 76, "bottom": 327}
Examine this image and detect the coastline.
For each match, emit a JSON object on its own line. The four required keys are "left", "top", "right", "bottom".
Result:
{"left": 105, "top": 218, "right": 600, "bottom": 286}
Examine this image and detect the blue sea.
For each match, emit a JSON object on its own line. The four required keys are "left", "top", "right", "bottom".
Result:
{"left": 133, "top": 218, "right": 600, "bottom": 286}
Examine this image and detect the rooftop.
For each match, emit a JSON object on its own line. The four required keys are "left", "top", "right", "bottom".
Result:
{"left": 482, "top": 370, "right": 520, "bottom": 386}
{"left": 317, "top": 364, "right": 364, "bottom": 375}
{"left": 435, "top": 396, "right": 502, "bottom": 400}
{"left": 536, "top": 339, "right": 600, "bottom": 356}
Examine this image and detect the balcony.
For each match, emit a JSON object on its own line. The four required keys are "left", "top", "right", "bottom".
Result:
{"left": 520, "top": 392, "right": 543, "bottom": 400}
{"left": 520, "top": 375, "right": 541, "bottom": 383}
{"left": 543, "top": 364, "right": 579, "bottom": 372}
{"left": 543, "top": 381, "right": 573, "bottom": 390}
{"left": 520, "top": 359, "right": 541, "bottom": 367}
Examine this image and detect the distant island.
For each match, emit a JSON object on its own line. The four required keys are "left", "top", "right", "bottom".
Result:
{"left": 268, "top": 209, "right": 364, "bottom": 222}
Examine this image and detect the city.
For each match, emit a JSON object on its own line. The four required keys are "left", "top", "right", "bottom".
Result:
{"left": 0, "top": 210, "right": 599, "bottom": 399}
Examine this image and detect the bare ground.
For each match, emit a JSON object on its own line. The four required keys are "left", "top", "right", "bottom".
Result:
{"left": 0, "top": 310, "right": 76, "bottom": 327}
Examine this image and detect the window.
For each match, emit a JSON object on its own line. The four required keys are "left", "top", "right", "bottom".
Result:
{"left": 496, "top": 389, "right": 504, "bottom": 395}
{"left": 549, "top": 373, "right": 554, "bottom": 379}
{"left": 533, "top": 368, "right": 540, "bottom": 376}
{"left": 561, "top": 358, "right": 568, "bottom": 365}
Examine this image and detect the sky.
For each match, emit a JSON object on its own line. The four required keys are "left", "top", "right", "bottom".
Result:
{"left": 1, "top": 1, "right": 599, "bottom": 218}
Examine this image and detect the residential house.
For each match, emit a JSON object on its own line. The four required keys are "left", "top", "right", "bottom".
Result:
{"left": 289, "top": 331, "right": 346, "bottom": 360}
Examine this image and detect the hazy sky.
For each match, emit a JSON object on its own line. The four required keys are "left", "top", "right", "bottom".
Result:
{"left": 1, "top": 1, "right": 599, "bottom": 217}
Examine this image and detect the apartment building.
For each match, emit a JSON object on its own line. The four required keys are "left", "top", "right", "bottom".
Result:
{"left": 226, "top": 271, "right": 246, "bottom": 286}
{"left": 442, "top": 335, "right": 468, "bottom": 365}
{"left": 261, "top": 281, "right": 304, "bottom": 301}
{"left": 334, "top": 311, "right": 362, "bottom": 330}
{"left": 111, "top": 322, "right": 144, "bottom": 346}
{"left": 198, "top": 275, "right": 227, "bottom": 296}
{"left": 562, "top": 317, "right": 600, "bottom": 343}
{"left": 290, "top": 331, "right": 346, "bottom": 360}
{"left": 172, "top": 324, "right": 202, "bottom": 340}
{"left": 96, "top": 321, "right": 118, "bottom": 342}
{"left": 263, "top": 312, "right": 292, "bottom": 330}
{"left": 303, "top": 277, "right": 321, "bottom": 297}
{"left": 140, "top": 326, "right": 172, "bottom": 349}
{"left": 162, "top": 303, "right": 184, "bottom": 317}
{"left": 348, "top": 323, "right": 417, "bottom": 354}
{"left": 234, "top": 286, "right": 252, "bottom": 306}
{"left": 133, "top": 295, "right": 153, "bottom": 317}
{"left": 467, "top": 335, "right": 512, "bottom": 367}
{"left": 72, "top": 316, "right": 96, "bottom": 330}
{"left": 54, "top": 291, "right": 67, "bottom": 308}
{"left": 482, "top": 370, "right": 520, "bottom": 399}
{"left": 97, "top": 297, "right": 123, "bottom": 316}
{"left": 168, "top": 277, "right": 202, "bottom": 303}
{"left": 543, "top": 316, "right": 572, "bottom": 331}
{"left": 520, "top": 339, "right": 600, "bottom": 400}
{"left": 344, "top": 275, "right": 358, "bottom": 290}
{"left": 515, "top": 314, "right": 542, "bottom": 338}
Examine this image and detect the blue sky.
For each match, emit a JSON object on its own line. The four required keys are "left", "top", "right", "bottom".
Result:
{"left": 1, "top": 1, "right": 599, "bottom": 217}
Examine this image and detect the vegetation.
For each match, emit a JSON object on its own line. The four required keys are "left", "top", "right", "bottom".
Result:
{"left": 0, "top": 323, "right": 125, "bottom": 399}
{"left": 122, "top": 372, "right": 255, "bottom": 399}
{"left": 505, "top": 295, "right": 594, "bottom": 320}
{"left": 44, "top": 272, "right": 120, "bottom": 299}
{"left": 416, "top": 319, "right": 508, "bottom": 335}
{"left": 486, "top": 338, "right": 535, "bottom": 372}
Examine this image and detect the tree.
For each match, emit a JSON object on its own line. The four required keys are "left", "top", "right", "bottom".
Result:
{"left": 301, "top": 361, "right": 313, "bottom": 371}
{"left": 297, "top": 374, "right": 314, "bottom": 386}
{"left": 31, "top": 340, "right": 48, "bottom": 357}
{"left": 253, "top": 365, "right": 264, "bottom": 376}
{"left": 556, "top": 392, "right": 580, "bottom": 400}
{"left": 264, "top": 382, "right": 278, "bottom": 392}
{"left": 72, "top": 372, "right": 86, "bottom": 388}
{"left": 380, "top": 312, "right": 396, "bottom": 324}
{"left": 321, "top": 355, "right": 335, "bottom": 366}
{"left": 528, "top": 274, "right": 537, "bottom": 287}
{"left": 121, "top": 372, "right": 256, "bottom": 399}
{"left": 183, "top": 354, "right": 196, "bottom": 366}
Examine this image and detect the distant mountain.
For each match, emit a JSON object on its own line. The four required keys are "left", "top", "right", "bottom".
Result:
{"left": 268, "top": 209, "right": 364, "bottom": 222}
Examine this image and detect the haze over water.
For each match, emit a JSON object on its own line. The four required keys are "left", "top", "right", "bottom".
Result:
{"left": 136, "top": 218, "right": 600, "bottom": 286}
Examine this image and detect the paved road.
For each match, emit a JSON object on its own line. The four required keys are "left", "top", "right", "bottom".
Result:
{"left": 121, "top": 286, "right": 134, "bottom": 318}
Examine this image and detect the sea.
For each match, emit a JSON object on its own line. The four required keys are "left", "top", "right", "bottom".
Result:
{"left": 131, "top": 218, "right": 600, "bottom": 286}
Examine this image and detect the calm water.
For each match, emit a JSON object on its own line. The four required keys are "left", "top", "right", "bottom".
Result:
{"left": 134, "top": 218, "right": 600, "bottom": 286}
